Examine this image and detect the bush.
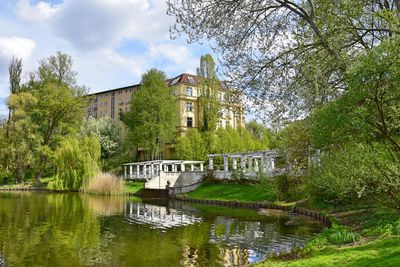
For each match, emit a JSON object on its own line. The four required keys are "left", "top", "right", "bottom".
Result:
{"left": 306, "top": 225, "right": 360, "bottom": 249}
{"left": 308, "top": 143, "right": 400, "bottom": 209}
{"left": 273, "top": 174, "right": 290, "bottom": 201}
{"left": 83, "top": 172, "right": 123, "bottom": 195}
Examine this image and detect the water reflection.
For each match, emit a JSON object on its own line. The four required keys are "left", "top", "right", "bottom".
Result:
{"left": 126, "top": 201, "right": 202, "bottom": 230}
{"left": 0, "top": 192, "right": 323, "bottom": 267}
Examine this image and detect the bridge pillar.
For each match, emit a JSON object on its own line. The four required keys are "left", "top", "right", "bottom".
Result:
{"left": 261, "top": 153, "right": 266, "bottom": 175}
{"left": 130, "top": 165, "right": 133, "bottom": 179}
{"left": 200, "top": 163, "right": 204, "bottom": 171}
{"left": 240, "top": 155, "right": 246, "bottom": 170}
{"left": 224, "top": 155, "right": 229, "bottom": 178}
{"left": 181, "top": 162, "right": 185, "bottom": 172}
{"left": 191, "top": 164, "right": 194, "bottom": 172}
{"left": 209, "top": 156, "right": 214, "bottom": 170}
{"left": 248, "top": 156, "right": 253, "bottom": 176}
{"left": 124, "top": 165, "right": 127, "bottom": 179}
{"left": 136, "top": 165, "right": 140, "bottom": 178}
{"left": 233, "top": 158, "right": 237, "bottom": 170}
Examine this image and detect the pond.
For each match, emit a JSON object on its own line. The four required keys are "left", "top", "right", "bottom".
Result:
{"left": 0, "top": 192, "right": 323, "bottom": 266}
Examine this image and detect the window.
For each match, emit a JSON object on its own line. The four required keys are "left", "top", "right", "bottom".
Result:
{"left": 218, "top": 92, "right": 222, "bottom": 101}
{"left": 224, "top": 93, "right": 230, "bottom": 102}
{"left": 186, "top": 87, "right": 193, "bottom": 96}
{"left": 187, "top": 117, "right": 193, "bottom": 128}
{"left": 218, "top": 120, "right": 223, "bottom": 128}
{"left": 186, "top": 102, "right": 193, "bottom": 112}
{"left": 188, "top": 76, "right": 195, "bottom": 83}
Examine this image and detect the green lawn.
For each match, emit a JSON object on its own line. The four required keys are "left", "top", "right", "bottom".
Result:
{"left": 257, "top": 237, "right": 400, "bottom": 267}
{"left": 124, "top": 181, "right": 144, "bottom": 194}
{"left": 186, "top": 182, "right": 275, "bottom": 202}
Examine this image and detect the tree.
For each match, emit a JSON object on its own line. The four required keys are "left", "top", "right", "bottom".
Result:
{"left": 30, "top": 80, "right": 85, "bottom": 180}
{"left": 174, "top": 129, "right": 207, "bottom": 160}
{"left": 246, "top": 120, "right": 273, "bottom": 148}
{"left": 167, "top": 0, "right": 400, "bottom": 121}
{"left": 123, "top": 69, "right": 178, "bottom": 160}
{"left": 197, "top": 54, "right": 219, "bottom": 133}
{"left": 80, "top": 116, "right": 127, "bottom": 171}
{"left": 1, "top": 92, "right": 39, "bottom": 183}
{"left": 38, "top": 51, "right": 77, "bottom": 86}
{"left": 6, "top": 57, "right": 22, "bottom": 137}
{"left": 52, "top": 136, "right": 100, "bottom": 191}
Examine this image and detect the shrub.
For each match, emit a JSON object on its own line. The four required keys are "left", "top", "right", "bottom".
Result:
{"left": 273, "top": 174, "right": 291, "bottom": 201}
{"left": 306, "top": 225, "right": 360, "bottom": 249}
{"left": 83, "top": 172, "right": 123, "bottom": 195}
{"left": 308, "top": 143, "right": 400, "bottom": 209}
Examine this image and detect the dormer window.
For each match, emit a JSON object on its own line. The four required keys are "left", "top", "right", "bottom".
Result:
{"left": 188, "top": 76, "right": 195, "bottom": 83}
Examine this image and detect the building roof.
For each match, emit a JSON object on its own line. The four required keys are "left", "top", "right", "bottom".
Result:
{"left": 87, "top": 73, "right": 230, "bottom": 96}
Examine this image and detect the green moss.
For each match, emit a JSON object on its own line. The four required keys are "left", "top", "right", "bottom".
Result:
{"left": 186, "top": 182, "right": 275, "bottom": 202}
{"left": 257, "top": 237, "right": 400, "bottom": 267}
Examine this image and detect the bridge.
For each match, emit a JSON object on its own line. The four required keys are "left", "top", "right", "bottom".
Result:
{"left": 122, "top": 150, "right": 284, "bottom": 195}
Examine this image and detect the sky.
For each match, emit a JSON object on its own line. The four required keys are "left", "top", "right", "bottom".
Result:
{"left": 0, "top": 0, "right": 216, "bottom": 116}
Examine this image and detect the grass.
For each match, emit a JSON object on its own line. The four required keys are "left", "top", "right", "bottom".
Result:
{"left": 257, "top": 237, "right": 400, "bottom": 267}
{"left": 0, "top": 176, "right": 56, "bottom": 190}
{"left": 186, "top": 181, "right": 275, "bottom": 202}
{"left": 124, "top": 181, "right": 144, "bottom": 194}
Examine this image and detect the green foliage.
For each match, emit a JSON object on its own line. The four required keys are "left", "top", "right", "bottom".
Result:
{"left": 275, "top": 120, "right": 313, "bottom": 174}
{"left": 174, "top": 128, "right": 207, "bottom": 160}
{"left": 197, "top": 54, "right": 219, "bottom": 134}
{"left": 123, "top": 68, "right": 178, "bottom": 160}
{"left": 52, "top": 136, "right": 101, "bottom": 190}
{"left": 214, "top": 127, "right": 268, "bottom": 154}
{"left": 80, "top": 116, "right": 127, "bottom": 171}
{"left": 306, "top": 225, "right": 360, "bottom": 248}
{"left": 272, "top": 175, "right": 291, "bottom": 202}
{"left": 308, "top": 143, "right": 400, "bottom": 209}
{"left": 246, "top": 120, "right": 273, "bottom": 148}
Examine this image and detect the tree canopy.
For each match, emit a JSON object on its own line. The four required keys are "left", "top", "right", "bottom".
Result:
{"left": 167, "top": 0, "right": 400, "bottom": 122}
{"left": 122, "top": 69, "right": 178, "bottom": 160}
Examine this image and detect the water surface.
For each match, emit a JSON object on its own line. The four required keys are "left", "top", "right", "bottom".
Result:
{"left": 0, "top": 192, "right": 323, "bottom": 266}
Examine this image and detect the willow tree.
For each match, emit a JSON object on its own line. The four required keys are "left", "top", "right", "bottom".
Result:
{"left": 123, "top": 69, "right": 178, "bottom": 160}
{"left": 53, "top": 136, "right": 100, "bottom": 191}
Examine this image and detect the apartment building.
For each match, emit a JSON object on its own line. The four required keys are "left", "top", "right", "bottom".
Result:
{"left": 86, "top": 73, "right": 245, "bottom": 159}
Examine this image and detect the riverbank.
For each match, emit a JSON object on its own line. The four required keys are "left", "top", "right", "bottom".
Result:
{"left": 183, "top": 181, "right": 400, "bottom": 266}
{"left": 257, "top": 237, "right": 400, "bottom": 267}
{"left": 0, "top": 177, "right": 144, "bottom": 195}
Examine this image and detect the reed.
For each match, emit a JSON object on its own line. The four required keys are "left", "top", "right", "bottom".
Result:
{"left": 83, "top": 172, "right": 123, "bottom": 195}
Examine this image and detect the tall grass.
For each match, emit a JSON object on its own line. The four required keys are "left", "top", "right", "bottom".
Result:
{"left": 83, "top": 172, "right": 123, "bottom": 195}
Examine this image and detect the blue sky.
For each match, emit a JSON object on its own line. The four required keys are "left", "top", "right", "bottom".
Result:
{"left": 0, "top": 0, "right": 217, "bottom": 116}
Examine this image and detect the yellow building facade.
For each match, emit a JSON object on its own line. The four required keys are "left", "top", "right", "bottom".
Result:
{"left": 86, "top": 73, "right": 245, "bottom": 159}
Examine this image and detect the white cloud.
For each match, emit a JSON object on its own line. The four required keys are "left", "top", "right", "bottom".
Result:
{"left": 40, "top": 0, "right": 173, "bottom": 50}
{"left": 0, "top": 36, "right": 36, "bottom": 79}
{"left": 16, "top": 0, "right": 59, "bottom": 24}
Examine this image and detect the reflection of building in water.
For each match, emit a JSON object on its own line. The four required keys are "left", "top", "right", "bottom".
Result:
{"left": 209, "top": 217, "right": 308, "bottom": 266}
{"left": 180, "top": 245, "right": 199, "bottom": 267}
{"left": 125, "top": 202, "right": 202, "bottom": 230}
